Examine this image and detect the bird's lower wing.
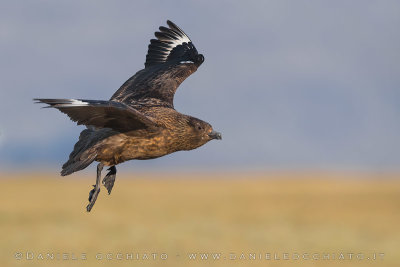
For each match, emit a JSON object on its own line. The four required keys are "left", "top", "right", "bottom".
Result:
{"left": 34, "top": 99, "right": 157, "bottom": 133}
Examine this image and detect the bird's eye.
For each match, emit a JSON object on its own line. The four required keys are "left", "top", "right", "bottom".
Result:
{"left": 197, "top": 126, "right": 202, "bottom": 130}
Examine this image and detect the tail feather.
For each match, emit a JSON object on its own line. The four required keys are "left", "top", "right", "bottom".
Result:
{"left": 61, "top": 157, "right": 95, "bottom": 176}
{"left": 61, "top": 129, "right": 97, "bottom": 176}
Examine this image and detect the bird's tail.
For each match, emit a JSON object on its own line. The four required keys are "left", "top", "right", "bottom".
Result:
{"left": 61, "top": 128, "right": 97, "bottom": 176}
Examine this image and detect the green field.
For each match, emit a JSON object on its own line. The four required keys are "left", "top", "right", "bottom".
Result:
{"left": 1, "top": 172, "right": 399, "bottom": 267}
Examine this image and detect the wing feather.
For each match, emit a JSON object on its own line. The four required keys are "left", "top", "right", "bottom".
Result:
{"left": 35, "top": 99, "right": 157, "bottom": 132}
{"left": 111, "top": 20, "right": 204, "bottom": 107}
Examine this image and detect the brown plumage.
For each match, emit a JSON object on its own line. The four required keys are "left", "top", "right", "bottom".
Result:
{"left": 35, "top": 20, "right": 221, "bottom": 212}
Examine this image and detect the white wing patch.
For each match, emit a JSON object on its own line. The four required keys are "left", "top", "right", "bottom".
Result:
{"left": 167, "top": 35, "right": 191, "bottom": 47}
{"left": 60, "top": 99, "right": 89, "bottom": 107}
{"left": 180, "top": 60, "right": 194, "bottom": 64}
{"left": 156, "top": 35, "right": 191, "bottom": 62}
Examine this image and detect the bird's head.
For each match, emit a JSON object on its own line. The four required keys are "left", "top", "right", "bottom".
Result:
{"left": 182, "top": 117, "right": 221, "bottom": 150}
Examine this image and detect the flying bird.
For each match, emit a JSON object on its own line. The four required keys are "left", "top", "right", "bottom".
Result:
{"left": 35, "top": 20, "right": 221, "bottom": 212}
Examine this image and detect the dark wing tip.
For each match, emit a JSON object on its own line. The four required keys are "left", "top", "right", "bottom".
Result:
{"left": 34, "top": 98, "right": 66, "bottom": 107}
{"left": 34, "top": 98, "right": 52, "bottom": 108}
{"left": 166, "top": 20, "right": 186, "bottom": 36}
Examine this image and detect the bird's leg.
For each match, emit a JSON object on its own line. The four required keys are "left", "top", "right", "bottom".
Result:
{"left": 86, "top": 163, "right": 103, "bottom": 212}
{"left": 102, "top": 166, "right": 117, "bottom": 195}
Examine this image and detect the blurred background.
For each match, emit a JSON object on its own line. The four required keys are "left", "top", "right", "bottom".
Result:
{"left": 0, "top": 1, "right": 399, "bottom": 267}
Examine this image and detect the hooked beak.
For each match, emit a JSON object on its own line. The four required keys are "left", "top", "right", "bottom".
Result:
{"left": 208, "top": 130, "right": 222, "bottom": 140}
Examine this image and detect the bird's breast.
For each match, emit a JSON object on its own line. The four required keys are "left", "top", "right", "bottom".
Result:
{"left": 123, "top": 132, "right": 176, "bottom": 160}
{"left": 96, "top": 130, "right": 181, "bottom": 165}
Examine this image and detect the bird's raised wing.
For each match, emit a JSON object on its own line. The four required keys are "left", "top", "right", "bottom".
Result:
{"left": 35, "top": 99, "right": 158, "bottom": 133}
{"left": 111, "top": 20, "right": 204, "bottom": 108}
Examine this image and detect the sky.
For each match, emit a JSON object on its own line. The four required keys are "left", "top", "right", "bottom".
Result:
{"left": 0, "top": 1, "right": 399, "bottom": 172}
